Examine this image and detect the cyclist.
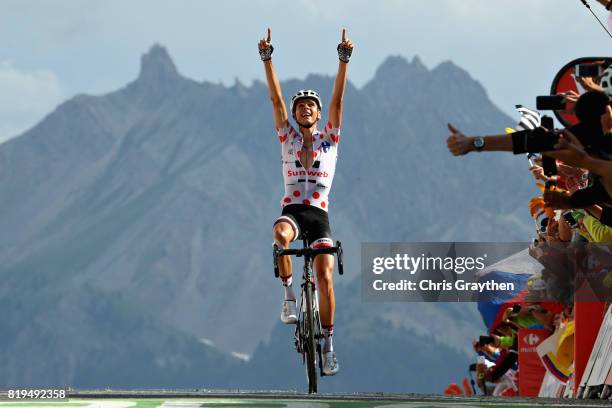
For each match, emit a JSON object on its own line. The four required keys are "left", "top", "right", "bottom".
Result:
{"left": 259, "top": 27, "right": 353, "bottom": 376}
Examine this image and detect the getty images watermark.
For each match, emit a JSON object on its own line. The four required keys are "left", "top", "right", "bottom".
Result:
{"left": 361, "top": 242, "right": 612, "bottom": 302}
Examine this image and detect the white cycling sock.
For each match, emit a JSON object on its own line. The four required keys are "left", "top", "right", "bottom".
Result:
{"left": 322, "top": 325, "right": 334, "bottom": 353}
{"left": 281, "top": 275, "right": 296, "bottom": 301}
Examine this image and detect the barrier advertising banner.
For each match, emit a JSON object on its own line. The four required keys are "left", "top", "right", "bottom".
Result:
{"left": 518, "top": 329, "right": 550, "bottom": 397}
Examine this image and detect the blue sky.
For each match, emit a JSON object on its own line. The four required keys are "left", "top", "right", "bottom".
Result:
{"left": 0, "top": 0, "right": 610, "bottom": 142}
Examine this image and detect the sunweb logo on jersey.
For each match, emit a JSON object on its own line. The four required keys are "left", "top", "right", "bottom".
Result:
{"left": 287, "top": 170, "right": 329, "bottom": 178}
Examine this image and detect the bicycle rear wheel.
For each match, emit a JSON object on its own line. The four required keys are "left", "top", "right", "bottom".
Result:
{"left": 304, "top": 280, "right": 318, "bottom": 393}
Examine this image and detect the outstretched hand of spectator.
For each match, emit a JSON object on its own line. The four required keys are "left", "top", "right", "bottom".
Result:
{"left": 557, "top": 90, "right": 580, "bottom": 115}
{"left": 576, "top": 76, "right": 603, "bottom": 93}
{"left": 446, "top": 123, "right": 472, "bottom": 156}
{"left": 559, "top": 90, "right": 580, "bottom": 104}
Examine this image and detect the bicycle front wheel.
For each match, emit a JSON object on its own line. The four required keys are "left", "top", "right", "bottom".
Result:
{"left": 304, "top": 280, "right": 318, "bottom": 394}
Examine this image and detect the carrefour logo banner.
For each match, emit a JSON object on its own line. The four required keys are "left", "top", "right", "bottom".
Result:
{"left": 361, "top": 242, "right": 611, "bottom": 303}
{"left": 518, "top": 328, "right": 550, "bottom": 397}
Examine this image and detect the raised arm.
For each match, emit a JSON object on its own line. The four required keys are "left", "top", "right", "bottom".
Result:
{"left": 328, "top": 29, "right": 353, "bottom": 129}
{"left": 446, "top": 123, "right": 513, "bottom": 155}
{"left": 259, "top": 28, "right": 288, "bottom": 129}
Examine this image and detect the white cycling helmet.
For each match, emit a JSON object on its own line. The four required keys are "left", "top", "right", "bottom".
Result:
{"left": 600, "top": 66, "right": 612, "bottom": 100}
{"left": 290, "top": 89, "right": 322, "bottom": 114}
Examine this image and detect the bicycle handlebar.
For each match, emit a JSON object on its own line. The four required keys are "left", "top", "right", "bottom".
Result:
{"left": 273, "top": 241, "right": 344, "bottom": 276}
{"left": 276, "top": 246, "right": 338, "bottom": 257}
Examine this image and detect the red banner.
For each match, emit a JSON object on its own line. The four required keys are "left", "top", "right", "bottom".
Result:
{"left": 573, "top": 301, "right": 606, "bottom": 395}
{"left": 518, "top": 329, "right": 550, "bottom": 397}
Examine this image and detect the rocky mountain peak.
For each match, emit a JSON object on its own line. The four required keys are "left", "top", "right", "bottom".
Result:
{"left": 137, "top": 44, "right": 180, "bottom": 83}
{"left": 374, "top": 55, "right": 428, "bottom": 79}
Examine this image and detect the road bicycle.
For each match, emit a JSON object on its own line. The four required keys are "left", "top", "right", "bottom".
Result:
{"left": 273, "top": 235, "right": 343, "bottom": 394}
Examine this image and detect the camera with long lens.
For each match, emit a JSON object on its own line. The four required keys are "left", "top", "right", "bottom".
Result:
{"left": 515, "top": 110, "right": 611, "bottom": 158}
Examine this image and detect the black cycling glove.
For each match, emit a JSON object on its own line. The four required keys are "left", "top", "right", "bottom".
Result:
{"left": 337, "top": 43, "right": 352, "bottom": 63}
{"left": 259, "top": 45, "right": 274, "bottom": 62}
